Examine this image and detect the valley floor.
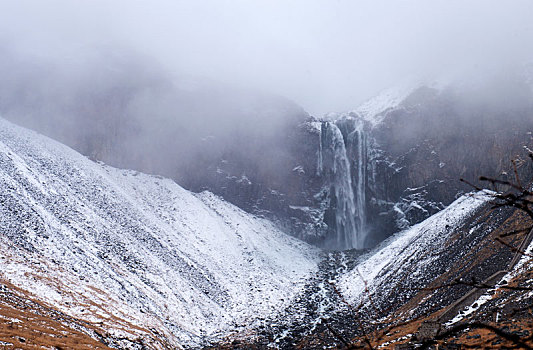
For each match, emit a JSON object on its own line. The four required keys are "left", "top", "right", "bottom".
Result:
{"left": 211, "top": 196, "right": 533, "bottom": 349}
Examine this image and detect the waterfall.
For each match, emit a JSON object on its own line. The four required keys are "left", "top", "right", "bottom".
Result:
{"left": 319, "top": 120, "right": 367, "bottom": 249}
{"left": 317, "top": 128, "right": 323, "bottom": 176}
{"left": 353, "top": 123, "right": 367, "bottom": 248}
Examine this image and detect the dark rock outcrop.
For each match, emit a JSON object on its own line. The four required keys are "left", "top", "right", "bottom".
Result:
{"left": 364, "top": 82, "right": 533, "bottom": 244}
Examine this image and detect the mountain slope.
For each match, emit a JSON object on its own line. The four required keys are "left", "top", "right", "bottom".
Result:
{"left": 332, "top": 191, "right": 533, "bottom": 348}
{"left": 0, "top": 118, "right": 319, "bottom": 348}
{"left": 338, "top": 192, "right": 491, "bottom": 306}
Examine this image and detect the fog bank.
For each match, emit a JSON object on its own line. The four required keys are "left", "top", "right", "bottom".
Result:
{"left": 1, "top": 0, "right": 532, "bottom": 115}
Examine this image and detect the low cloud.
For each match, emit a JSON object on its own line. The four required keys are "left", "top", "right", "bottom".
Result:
{"left": 0, "top": 0, "right": 532, "bottom": 115}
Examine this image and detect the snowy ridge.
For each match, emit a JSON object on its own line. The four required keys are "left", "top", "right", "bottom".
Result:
{"left": 322, "top": 84, "right": 415, "bottom": 127}
{"left": 338, "top": 192, "right": 491, "bottom": 304}
{"left": 323, "top": 81, "right": 447, "bottom": 127}
{"left": 354, "top": 83, "right": 420, "bottom": 126}
{"left": 0, "top": 118, "right": 319, "bottom": 348}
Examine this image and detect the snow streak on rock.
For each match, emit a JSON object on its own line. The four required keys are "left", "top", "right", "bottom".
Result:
{"left": 0, "top": 118, "right": 319, "bottom": 348}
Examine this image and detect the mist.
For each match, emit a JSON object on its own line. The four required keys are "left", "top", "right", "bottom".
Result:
{"left": 1, "top": 0, "right": 532, "bottom": 115}
{"left": 1, "top": 0, "right": 533, "bottom": 249}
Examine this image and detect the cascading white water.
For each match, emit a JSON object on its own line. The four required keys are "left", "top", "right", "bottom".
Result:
{"left": 318, "top": 120, "right": 367, "bottom": 249}
{"left": 353, "top": 123, "right": 367, "bottom": 248}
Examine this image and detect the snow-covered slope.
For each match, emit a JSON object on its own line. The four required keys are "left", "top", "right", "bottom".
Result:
{"left": 338, "top": 193, "right": 490, "bottom": 305}
{"left": 323, "top": 83, "right": 421, "bottom": 128}
{"left": 0, "top": 118, "right": 319, "bottom": 348}
{"left": 354, "top": 83, "right": 420, "bottom": 126}
{"left": 324, "top": 81, "right": 449, "bottom": 128}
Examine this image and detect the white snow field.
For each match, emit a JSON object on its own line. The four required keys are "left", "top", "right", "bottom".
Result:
{"left": 0, "top": 118, "right": 320, "bottom": 348}
{"left": 323, "top": 82, "right": 420, "bottom": 128}
{"left": 355, "top": 83, "right": 419, "bottom": 126}
{"left": 338, "top": 192, "right": 491, "bottom": 306}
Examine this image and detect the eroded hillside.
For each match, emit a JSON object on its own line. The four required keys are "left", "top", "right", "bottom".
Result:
{"left": 0, "top": 118, "right": 319, "bottom": 348}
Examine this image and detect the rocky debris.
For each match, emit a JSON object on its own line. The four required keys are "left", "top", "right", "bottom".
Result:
{"left": 207, "top": 249, "right": 365, "bottom": 349}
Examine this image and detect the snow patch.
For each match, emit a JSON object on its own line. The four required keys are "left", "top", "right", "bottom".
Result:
{"left": 355, "top": 83, "right": 419, "bottom": 126}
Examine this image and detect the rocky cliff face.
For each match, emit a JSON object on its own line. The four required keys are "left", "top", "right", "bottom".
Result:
{"left": 189, "top": 77, "right": 533, "bottom": 250}
{"left": 295, "top": 86, "right": 531, "bottom": 249}
{"left": 220, "top": 80, "right": 533, "bottom": 250}
{"left": 364, "top": 81, "right": 533, "bottom": 244}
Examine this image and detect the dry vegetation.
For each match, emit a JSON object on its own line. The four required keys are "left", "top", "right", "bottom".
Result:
{"left": 0, "top": 279, "right": 112, "bottom": 349}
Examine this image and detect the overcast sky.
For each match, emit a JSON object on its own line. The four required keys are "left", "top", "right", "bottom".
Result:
{"left": 1, "top": 0, "right": 532, "bottom": 115}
